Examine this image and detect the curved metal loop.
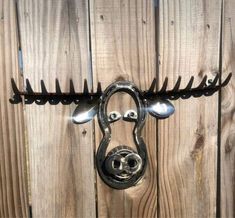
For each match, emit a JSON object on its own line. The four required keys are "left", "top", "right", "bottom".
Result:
{"left": 97, "top": 81, "right": 148, "bottom": 189}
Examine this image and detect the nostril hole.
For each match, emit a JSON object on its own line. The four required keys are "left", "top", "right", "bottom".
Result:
{"left": 113, "top": 160, "right": 121, "bottom": 169}
{"left": 128, "top": 159, "right": 137, "bottom": 168}
{"left": 129, "top": 112, "right": 135, "bottom": 117}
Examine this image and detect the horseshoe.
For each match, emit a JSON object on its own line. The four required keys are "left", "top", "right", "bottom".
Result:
{"left": 96, "top": 81, "right": 148, "bottom": 189}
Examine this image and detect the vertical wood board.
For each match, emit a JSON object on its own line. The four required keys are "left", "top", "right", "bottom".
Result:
{"left": 90, "top": 0, "right": 158, "bottom": 217}
{"left": 0, "top": 0, "right": 29, "bottom": 217}
{"left": 158, "top": 0, "right": 221, "bottom": 217}
{"left": 221, "top": 0, "right": 235, "bottom": 217}
{"left": 17, "top": 1, "right": 96, "bottom": 217}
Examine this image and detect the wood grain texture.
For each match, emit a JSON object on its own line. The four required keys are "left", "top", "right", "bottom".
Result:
{"left": 221, "top": 0, "right": 235, "bottom": 217}
{"left": 90, "top": 0, "right": 157, "bottom": 217}
{"left": 0, "top": 0, "right": 29, "bottom": 217}
{"left": 158, "top": 0, "right": 221, "bottom": 217}
{"left": 17, "top": 0, "right": 96, "bottom": 217}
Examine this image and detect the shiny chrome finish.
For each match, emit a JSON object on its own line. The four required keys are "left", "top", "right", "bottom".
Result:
{"left": 147, "top": 98, "right": 175, "bottom": 118}
{"left": 72, "top": 99, "right": 98, "bottom": 124}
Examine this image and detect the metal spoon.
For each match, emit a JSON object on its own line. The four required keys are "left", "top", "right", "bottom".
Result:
{"left": 72, "top": 99, "right": 99, "bottom": 124}
{"left": 147, "top": 98, "right": 175, "bottom": 119}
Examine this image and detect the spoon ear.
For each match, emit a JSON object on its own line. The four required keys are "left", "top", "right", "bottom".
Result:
{"left": 147, "top": 98, "right": 175, "bottom": 119}
{"left": 72, "top": 99, "right": 99, "bottom": 124}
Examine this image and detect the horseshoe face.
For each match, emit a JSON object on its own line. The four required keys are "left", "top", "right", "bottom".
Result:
{"left": 96, "top": 81, "right": 148, "bottom": 189}
{"left": 71, "top": 80, "right": 176, "bottom": 189}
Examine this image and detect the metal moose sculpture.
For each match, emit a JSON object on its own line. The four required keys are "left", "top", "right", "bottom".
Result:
{"left": 10, "top": 73, "right": 232, "bottom": 189}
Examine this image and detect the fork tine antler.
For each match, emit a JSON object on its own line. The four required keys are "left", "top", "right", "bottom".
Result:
{"left": 172, "top": 76, "right": 182, "bottom": 92}
{"left": 9, "top": 79, "right": 22, "bottom": 104}
{"left": 158, "top": 77, "right": 168, "bottom": 93}
{"left": 9, "top": 72, "right": 232, "bottom": 105}
{"left": 69, "top": 80, "right": 75, "bottom": 94}
{"left": 221, "top": 73, "right": 232, "bottom": 87}
{"left": 26, "top": 79, "right": 34, "bottom": 94}
{"left": 147, "top": 78, "right": 157, "bottom": 93}
{"left": 150, "top": 72, "right": 232, "bottom": 100}
{"left": 10, "top": 78, "right": 102, "bottom": 105}
{"left": 97, "top": 82, "right": 102, "bottom": 94}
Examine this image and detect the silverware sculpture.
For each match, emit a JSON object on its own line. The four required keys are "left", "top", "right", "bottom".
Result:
{"left": 10, "top": 72, "right": 232, "bottom": 189}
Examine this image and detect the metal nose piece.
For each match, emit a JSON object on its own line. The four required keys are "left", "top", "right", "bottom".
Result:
{"left": 104, "top": 146, "right": 143, "bottom": 180}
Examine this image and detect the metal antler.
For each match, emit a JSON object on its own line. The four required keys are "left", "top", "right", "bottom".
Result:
{"left": 10, "top": 72, "right": 232, "bottom": 105}
{"left": 10, "top": 79, "right": 102, "bottom": 105}
{"left": 143, "top": 72, "right": 232, "bottom": 99}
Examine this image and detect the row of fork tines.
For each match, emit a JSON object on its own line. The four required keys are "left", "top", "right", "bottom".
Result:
{"left": 10, "top": 79, "right": 102, "bottom": 105}
{"left": 145, "top": 72, "right": 232, "bottom": 100}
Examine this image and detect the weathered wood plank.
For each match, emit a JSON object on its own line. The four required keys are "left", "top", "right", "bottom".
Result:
{"left": 90, "top": 0, "right": 157, "bottom": 217}
{"left": 17, "top": 0, "right": 96, "bottom": 217}
{"left": 0, "top": 0, "right": 29, "bottom": 217}
{"left": 221, "top": 0, "right": 235, "bottom": 217}
{"left": 158, "top": 0, "right": 221, "bottom": 217}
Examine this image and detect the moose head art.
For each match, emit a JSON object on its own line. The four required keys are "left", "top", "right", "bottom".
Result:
{"left": 10, "top": 72, "right": 232, "bottom": 189}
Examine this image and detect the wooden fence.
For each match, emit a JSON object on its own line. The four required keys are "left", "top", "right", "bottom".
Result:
{"left": 0, "top": 0, "right": 234, "bottom": 217}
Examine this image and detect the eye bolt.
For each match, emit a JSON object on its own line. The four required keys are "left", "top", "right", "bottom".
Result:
{"left": 108, "top": 111, "right": 122, "bottom": 123}
{"left": 123, "top": 110, "right": 138, "bottom": 122}
{"left": 129, "top": 112, "right": 135, "bottom": 117}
